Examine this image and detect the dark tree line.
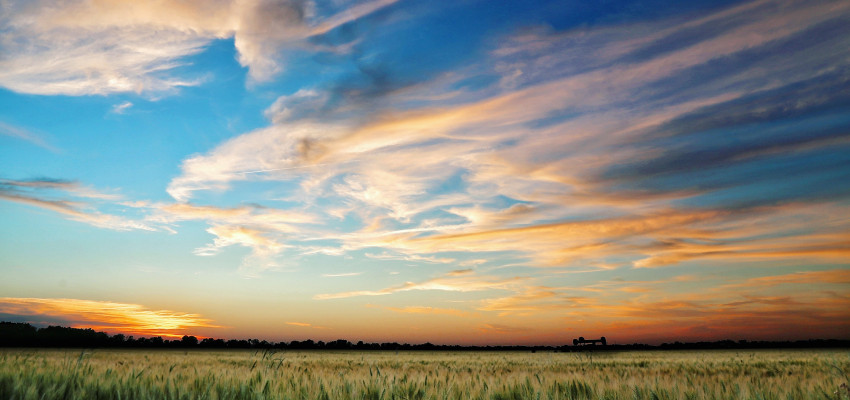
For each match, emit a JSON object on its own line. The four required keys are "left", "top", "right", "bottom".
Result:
{"left": 1, "top": 322, "right": 847, "bottom": 350}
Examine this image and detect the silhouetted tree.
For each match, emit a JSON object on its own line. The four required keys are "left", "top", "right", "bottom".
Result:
{"left": 0, "top": 322, "right": 37, "bottom": 346}
{"left": 201, "top": 338, "right": 226, "bottom": 348}
{"left": 2, "top": 320, "right": 849, "bottom": 350}
{"left": 181, "top": 335, "right": 198, "bottom": 346}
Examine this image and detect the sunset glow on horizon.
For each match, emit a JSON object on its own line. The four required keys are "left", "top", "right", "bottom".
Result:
{"left": 1, "top": 0, "right": 849, "bottom": 345}
{"left": 0, "top": 297, "right": 219, "bottom": 339}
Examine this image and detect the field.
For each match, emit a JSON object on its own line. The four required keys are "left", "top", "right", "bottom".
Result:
{"left": 1, "top": 348, "right": 848, "bottom": 399}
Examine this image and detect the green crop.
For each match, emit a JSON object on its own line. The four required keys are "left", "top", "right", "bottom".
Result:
{"left": 0, "top": 348, "right": 847, "bottom": 399}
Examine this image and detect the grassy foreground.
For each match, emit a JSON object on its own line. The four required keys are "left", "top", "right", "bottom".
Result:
{"left": 1, "top": 348, "right": 848, "bottom": 399}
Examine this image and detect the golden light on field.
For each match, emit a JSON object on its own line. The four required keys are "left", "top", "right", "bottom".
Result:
{"left": 2, "top": 348, "right": 848, "bottom": 399}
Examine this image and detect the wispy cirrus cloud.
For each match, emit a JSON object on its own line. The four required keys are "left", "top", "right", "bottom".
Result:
{"left": 13, "top": 179, "right": 124, "bottom": 201}
{"left": 0, "top": 177, "right": 320, "bottom": 275}
{"left": 4, "top": 0, "right": 841, "bottom": 294}
{"left": 0, "top": 178, "right": 153, "bottom": 231}
{"left": 162, "top": 0, "right": 850, "bottom": 281}
{"left": 0, "top": 121, "right": 57, "bottom": 151}
{"left": 322, "top": 272, "right": 363, "bottom": 278}
{"left": 111, "top": 101, "right": 134, "bottom": 114}
{"left": 0, "top": 297, "right": 219, "bottom": 338}
{"left": 308, "top": 0, "right": 397, "bottom": 37}
{"left": 149, "top": 202, "right": 315, "bottom": 233}
{"left": 285, "top": 321, "right": 328, "bottom": 329}
{"left": 315, "top": 272, "right": 526, "bottom": 300}
{"left": 725, "top": 269, "right": 850, "bottom": 288}
{"left": 365, "top": 252, "right": 456, "bottom": 265}
{"left": 148, "top": 202, "right": 318, "bottom": 276}
{"left": 478, "top": 287, "right": 591, "bottom": 317}
{"left": 194, "top": 225, "right": 288, "bottom": 276}
{"left": 0, "top": 0, "right": 398, "bottom": 95}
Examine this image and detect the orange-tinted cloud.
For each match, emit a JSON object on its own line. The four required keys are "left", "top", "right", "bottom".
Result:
{"left": 728, "top": 269, "right": 850, "bottom": 288}
{"left": 633, "top": 232, "right": 850, "bottom": 268}
{"left": 285, "top": 321, "right": 328, "bottom": 329}
{"left": 156, "top": 202, "right": 315, "bottom": 226}
{"left": 364, "top": 209, "right": 723, "bottom": 267}
{"left": 479, "top": 323, "right": 532, "bottom": 334}
{"left": 0, "top": 297, "right": 219, "bottom": 338}
{"left": 560, "top": 289, "right": 850, "bottom": 342}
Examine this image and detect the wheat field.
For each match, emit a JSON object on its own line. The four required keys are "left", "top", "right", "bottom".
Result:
{"left": 1, "top": 348, "right": 848, "bottom": 399}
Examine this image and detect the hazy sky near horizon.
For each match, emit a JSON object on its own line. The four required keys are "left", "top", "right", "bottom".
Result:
{"left": 1, "top": 0, "right": 848, "bottom": 345}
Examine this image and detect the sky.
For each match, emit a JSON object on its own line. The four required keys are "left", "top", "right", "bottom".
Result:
{"left": 0, "top": 0, "right": 848, "bottom": 346}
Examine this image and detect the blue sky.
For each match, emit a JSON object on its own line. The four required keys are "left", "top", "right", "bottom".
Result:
{"left": 0, "top": 0, "right": 848, "bottom": 344}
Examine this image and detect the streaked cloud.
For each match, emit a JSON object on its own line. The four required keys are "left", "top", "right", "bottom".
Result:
{"left": 0, "top": 297, "right": 218, "bottom": 338}
{"left": 578, "top": 292, "right": 850, "bottom": 342}
{"left": 0, "top": 178, "right": 153, "bottom": 231}
{"left": 0, "top": 121, "right": 56, "bottom": 151}
{"left": 365, "top": 252, "right": 456, "bottom": 265}
{"left": 285, "top": 321, "right": 327, "bottom": 329}
{"left": 726, "top": 269, "right": 850, "bottom": 288}
{"left": 315, "top": 272, "right": 526, "bottom": 300}
{"left": 322, "top": 272, "right": 363, "bottom": 278}
{"left": 309, "top": 0, "right": 397, "bottom": 36}
{"left": 162, "top": 0, "right": 850, "bottom": 280}
{"left": 466, "top": 271, "right": 850, "bottom": 340}
{"left": 149, "top": 202, "right": 315, "bottom": 240}
{"left": 478, "top": 287, "right": 590, "bottom": 317}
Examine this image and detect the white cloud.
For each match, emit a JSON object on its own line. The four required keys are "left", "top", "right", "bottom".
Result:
{"left": 194, "top": 224, "right": 288, "bottom": 276}
{"left": 264, "top": 89, "right": 328, "bottom": 123}
{"left": 166, "top": 122, "right": 348, "bottom": 202}
{"left": 111, "top": 101, "right": 134, "bottom": 114}
{"left": 0, "top": 23, "right": 210, "bottom": 96}
{"left": 0, "top": 0, "right": 398, "bottom": 95}
{"left": 321, "top": 272, "right": 363, "bottom": 277}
